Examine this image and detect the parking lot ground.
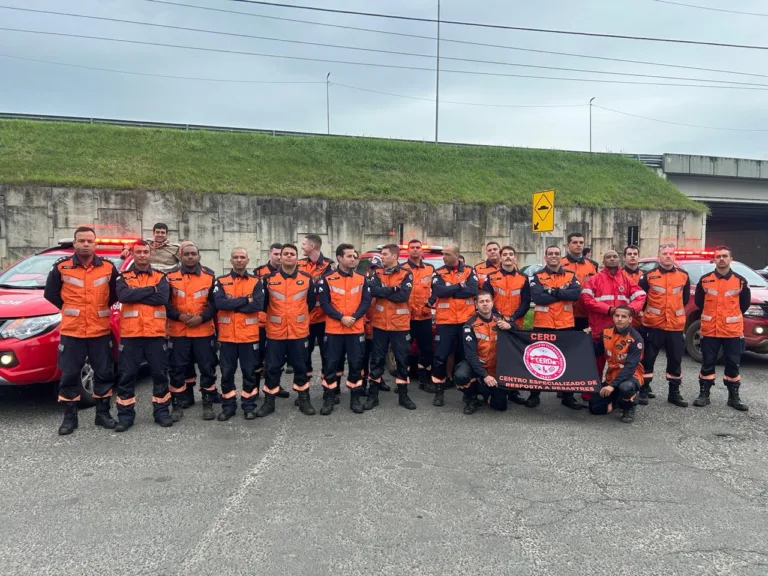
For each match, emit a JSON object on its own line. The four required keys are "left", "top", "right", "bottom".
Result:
{"left": 1, "top": 351, "right": 767, "bottom": 576}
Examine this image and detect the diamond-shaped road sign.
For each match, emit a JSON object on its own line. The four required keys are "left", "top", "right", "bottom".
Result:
{"left": 532, "top": 190, "right": 555, "bottom": 233}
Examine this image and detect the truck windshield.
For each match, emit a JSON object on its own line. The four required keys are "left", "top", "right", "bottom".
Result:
{"left": 0, "top": 254, "right": 122, "bottom": 288}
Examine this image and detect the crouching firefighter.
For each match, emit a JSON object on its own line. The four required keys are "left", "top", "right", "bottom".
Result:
{"left": 317, "top": 243, "right": 372, "bottom": 415}
{"left": 454, "top": 291, "right": 513, "bottom": 415}
{"left": 214, "top": 247, "right": 265, "bottom": 421}
{"left": 589, "top": 305, "right": 644, "bottom": 424}
{"left": 113, "top": 240, "right": 173, "bottom": 431}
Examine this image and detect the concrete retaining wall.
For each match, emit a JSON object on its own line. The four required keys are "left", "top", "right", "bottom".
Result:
{"left": 0, "top": 185, "right": 706, "bottom": 272}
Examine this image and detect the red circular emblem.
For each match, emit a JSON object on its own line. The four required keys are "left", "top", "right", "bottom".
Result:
{"left": 523, "top": 342, "right": 567, "bottom": 381}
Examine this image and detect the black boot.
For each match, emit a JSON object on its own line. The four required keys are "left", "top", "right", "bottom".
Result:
{"left": 211, "top": 391, "right": 222, "bottom": 404}
{"left": 561, "top": 392, "right": 584, "bottom": 410}
{"left": 155, "top": 413, "right": 173, "bottom": 427}
{"left": 638, "top": 386, "right": 650, "bottom": 406}
{"left": 378, "top": 380, "right": 391, "bottom": 392}
{"left": 359, "top": 379, "right": 369, "bottom": 397}
{"left": 114, "top": 420, "right": 134, "bottom": 433}
{"left": 276, "top": 386, "right": 290, "bottom": 399}
{"left": 462, "top": 391, "right": 478, "bottom": 415}
{"left": 418, "top": 369, "right": 432, "bottom": 392}
{"left": 726, "top": 382, "right": 748, "bottom": 411}
{"left": 94, "top": 399, "right": 117, "bottom": 430}
{"left": 333, "top": 386, "right": 341, "bottom": 405}
{"left": 201, "top": 392, "right": 216, "bottom": 420}
{"left": 181, "top": 385, "right": 195, "bottom": 409}
{"left": 170, "top": 396, "right": 184, "bottom": 423}
{"left": 667, "top": 380, "right": 688, "bottom": 408}
{"left": 398, "top": 384, "right": 416, "bottom": 410}
{"left": 350, "top": 390, "right": 364, "bottom": 414}
{"left": 433, "top": 385, "right": 445, "bottom": 407}
{"left": 363, "top": 382, "right": 380, "bottom": 410}
{"left": 646, "top": 383, "right": 656, "bottom": 399}
{"left": 508, "top": 390, "right": 526, "bottom": 405}
{"left": 58, "top": 403, "right": 78, "bottom": 435}
{"left": 693, "top": 380, "right": 712, "bottom": 407}
{"left": 255, "top": 394, "right": 275, "bottom": 417}
{"left": 244, "top": 409, "right": 257, "bottom": 420}
{"left": 298, "top": 390, "right": 316, "bottom": 415}
{"left": 320, "top": 389, "right": 335, "bottom": 415}
{"left": 217, "top": 406, "right": 237, "bottom": 421}
{"left": 525, "top": 391, "right": 540, "bottom": 408}
{"left": 620, "top": 405, "right": 636, "bottom": 424}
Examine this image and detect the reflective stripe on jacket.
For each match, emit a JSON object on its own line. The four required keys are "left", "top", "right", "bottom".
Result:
{"left": 264, "top": 269, "right": 315, "bottom": 340}
{"left": 117, "top": 267, "right": 169, "bottom": 338}
{"left": 640, "top": 265, "right": 690, "bottom": 332}
{"left": 402, "top": 259, "right": 435, "bottom": 321}
{"left": 695, "top": 270, "right": 750, "bottom": 338}
{"left": 297, "top": 254, "right": 335, "bottom": 324}
{"left": 214, "top": 271, "right": 264, "bottom": 343}
{"left": 483, "top": 268, "right": 530, "bottom": 328}
{"left": 166, "top": 265, "right": 216, "bottom": 338}
{"left": 530, "top": 267, "right": 581, "bottom": 329}
{"left": 432, "top": 264, "right": 478, "bottom": 325}
{"left": 581, "top": 268, "right": 646, "bottom": 336}
{"left": 561, "top": 255, "right": 598, "bottom": 318}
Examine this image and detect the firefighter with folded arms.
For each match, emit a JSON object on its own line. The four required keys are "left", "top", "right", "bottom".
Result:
{"left": 482, "top": 245, "right": 530, "bottom": 406}
{"left": 589, "top": 305, "right": 645, "bottom": 424}
{"left": 639, "top": 243, "right": 691, "bottom": 408}
{"left": 367, "top": 244, "right": 416, "bottom": 410}
{"left": 316, "top": 243, "right": 372, "bottom": 415}
{"left": 693, "top": 246, "right": 751, "bottom": 411}
{"left": 257, "top": 243, "right": 317, "bottom": 417}
{"left": 113, "top": 240, "right": 173, "bottom": 432}
{"left": 166, "top": 243, "right": 218, "bottom": 422}
{"left": 560, "top": 232, "right": 598, "bottom": 331}
{"left": 454, "top": 291, "right": 514, "bottom": 415}
{"left": 44, "top": 226, "right": 119, "bottom": 435}
{"left": 213, "top": 247, "right": 265, "bottom": 421}
{"left": 430, "top": 243, "right": 478, "bottom": 407}
{"left": 402, "top": 239, "right": 436, "bottom": 392}
{"left": 528, "top": 245, "right": 583, "bottom": 410}
{"left": 475, "top": 241, "right": 502, "bottom": 286}
{"left": 360, "top": 254, "right": 382, "bottom": 396}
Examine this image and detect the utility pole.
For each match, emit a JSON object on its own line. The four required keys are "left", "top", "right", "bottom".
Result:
{"left": 434, "top": 0, "right": 441, "bottom": 143}
{"left": 326, "top": 72, "right": 331, "bottom": 135}
{"left": 589, "top": 96, "right": 595, "bottom": 152}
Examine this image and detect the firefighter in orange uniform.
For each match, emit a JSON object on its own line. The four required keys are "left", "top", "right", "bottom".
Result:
{"left": 360, "top": 254, "right": 382, "bottom": 396}
{"left": 253, "top": 243, "right": 290, "bottom": 399}
{"left": 316, "top": 243, "right": 372, "bottom": 415}
{"left": 368, "top": 244, "right": 416, "bottom": 410}
{"left": 639, "top": 243, "right": 691, "bottom": 407}
{"left": 214, "top": 247, "right": 265, "bottom": 421}
{"left": 112, "top": 240, "right": 172, "bottom": 432}
{"left": 693, "top": 246, "right": 751, "bottom": 411}
{"left": 166, "top": 243, "right": 218, "bottom": 422}
{"left": 430, "top": 243, "right": 478, "bottom": 407}
{"left": 561, "top": 232, "right": 598, "bottom": 331}
{"left": 257, "top": 243, "right": 317, "bottom": 418}
{"left": 454, "top": 291, "right": 513, "bottom": 414}
{"left": 482, "top": 245, "right": 530, "bottom": 405}
{"left": 528, "top": 245, "right": 582, "bottom": 410}
{"left": 298, "top": 234, "right": 335, "bottom": 383}
{"left": 475, "top": 241, "right": 502, "bottom": 286}
{"left": 589, "top": 305, "right": 644, "bottom": 424}
{"left": 402, "top": 239, "right": 436, "bottom": 391}
{"left": 44, "top": 226, "right": 119, "bottom": 435}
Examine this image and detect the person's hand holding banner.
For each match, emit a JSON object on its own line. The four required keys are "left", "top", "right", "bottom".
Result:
{"left": 484, "top": 375, "right": 498, "bottom": 388}
{"left": 599, "top": 385, "right": 614, "bottom": 397}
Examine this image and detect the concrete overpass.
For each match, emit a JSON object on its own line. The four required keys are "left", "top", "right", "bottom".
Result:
{"left": 636, "top": 153, "right": 768, "bottom": 269}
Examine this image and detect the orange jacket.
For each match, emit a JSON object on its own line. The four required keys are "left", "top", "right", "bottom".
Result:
{"left": 370, "top": 266, "right": 413, "bottom": 331}
{"left": 431, "top": 263, "right": 478, "bottom": 325}
{"left": 474, "top": 260, "right": 500, "bottom": 287}
{"left": 166, "top": 265, "right": 216, "bottom": 338}
{"left": 530, "top": 267, "right": 581, "bottom": 329}
{"left": 561, "top": 254, "right": 598, "bottom": 318}
{"left": 622, "top": 266, "right": 645, "bottom": 328}
{"left": 254, "top": 262, "right": 279, "bottom": 329}
{"left": 402, "top": 258, "right": 435, "bottom": 321}
{"left": 44, "top": 254, "right": 118, "bottom": 338}
{"left": 263, "top": 268, "right": 316, "bottom": 340}
{"left": 695, "top": 270, "right": 751, "bottom": 338}
{"left": 462, "top": 313, "right": 502, "bottom": 378}
{"left": 482, "top": 268, "right": 530, "bottom": 328}
{"left": 596, "top": 326, "right": 645, "bottom": 386}
{"left": 115, "top": 266, "right": 169, "bottom": 338}
{"left": 297, "top": 254, "right": 335, "bottom": 324}
{"left": 318, "top": 268, "right": 372, "bottom": 334}
{"left": 639, "top": 265, "right": 690, "bottom": 332}
{"left": 214, "top": 271, "right": 265, "bottom": 343}
{"left": 364, "top": 301, "right": 375, "bottom": 339}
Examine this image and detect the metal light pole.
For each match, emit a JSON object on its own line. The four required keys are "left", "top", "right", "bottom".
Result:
{"left": 434, "top": 0, "right": 441, "bottom": 143}
{"left": 589, "top": 96, "right": 595, "bottom": 152}
{"left": 326, "top": 72, "right": 331, "bottom": 135}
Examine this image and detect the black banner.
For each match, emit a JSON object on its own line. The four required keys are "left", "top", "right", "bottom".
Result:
{"left": 497, "top": 329, "right": 600, "bottom": 393}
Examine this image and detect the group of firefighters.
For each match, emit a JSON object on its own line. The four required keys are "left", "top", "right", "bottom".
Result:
{"left": 44, "top": 224, "right": 752, "bottom": 435}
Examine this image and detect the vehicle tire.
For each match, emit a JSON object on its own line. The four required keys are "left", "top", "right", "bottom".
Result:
{"left": 685, "top": 320, "right": 723, "bottom": 364}
{"left": 386, "top": 345, "right": 397, "bottom": 377}
{"left": 77, "top": 358, "right": 96, "bottom": 408}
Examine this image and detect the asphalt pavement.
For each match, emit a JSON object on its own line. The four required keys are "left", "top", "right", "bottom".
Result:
{"left": 1, "top": 351, "right": 767, "bottom": 576}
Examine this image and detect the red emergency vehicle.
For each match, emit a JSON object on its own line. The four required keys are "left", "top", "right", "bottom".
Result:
{"left": 0, "top": 238, "right": 136, "bottom": 405}
{"left": 640, "top": 250, "right": 768, "bottom": 363}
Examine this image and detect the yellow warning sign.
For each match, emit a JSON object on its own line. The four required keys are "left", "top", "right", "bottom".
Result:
{"left": 532, "top": 190, "right": 555, "bottom": 233}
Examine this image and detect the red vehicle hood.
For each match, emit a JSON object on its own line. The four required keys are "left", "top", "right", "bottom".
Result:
{"left": 0, "top": 288, "right": 58, "bottom": 318}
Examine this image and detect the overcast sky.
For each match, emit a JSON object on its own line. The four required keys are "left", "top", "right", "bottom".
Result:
{"left": 1, "top": 0, "right": 767, "bottom": 157}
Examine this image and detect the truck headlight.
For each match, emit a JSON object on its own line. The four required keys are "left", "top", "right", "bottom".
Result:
{"left": 744, "top": 305, "right": 767, "bottom": 318}
{"left": 0, "top": 313, "right": 61, "bottom": 341}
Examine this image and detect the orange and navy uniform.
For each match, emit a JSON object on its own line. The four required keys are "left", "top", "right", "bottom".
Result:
{"left": 262, "top": 268, "right": 316, "bottom": 341}
{"left": 622, "top": 265, "right": 645, "bottom": 328}
{"left": 596, "top": 326, "right": 645, "bottom": 387}
{"left": 166, "top": 265, "right": 217, "bottom": 338}
{"left": 474, "top": 259, "right": 500, "bottom": 287}
{"left": 370, "top": 265, "right": 413, "bottom": 332}
{"left": 402, "top": 258, "right": 435, "bottom": 321}
{"left": 213, "top": 271, "right": 265, "bottom": 343}
{"left": 639, "top": 265, "right": 690, "bottom": 332}
{"left": 431, "top": 263, "right": 478, "bottom": 326}
{"left": 561, "top": 254, "right": 598, "bottom": 320}
{"left": 297, "top": 254, "right": 335, "bottom": 325}
{"left": 44, "top": 254, "right": 118, "bottom": 338}
{"left": 695, "top": 270, "right": 751, "bottom": 339}
{"left": 318, "top": 268, "right": 372, "bottom": 335}
{"left": 254, "top": 262, "right": 279, "bottom": 329}
{"left": 529, "top": 267, "right": 581, "bottom": 329}
{"left": 461, "top": 313, "right": 501, "bottom": 384}
{"left": 482, "top": 268, "right": 530, "bottom": 328}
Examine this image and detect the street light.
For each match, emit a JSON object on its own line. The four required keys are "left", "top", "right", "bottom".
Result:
{"left": 434, "top": 0, "right": 441, "bottom": 143}
{"left": 589, "top": 96, "right": 595, "bottom": 152}
{"left": 326, "top": 72, "right": 331, "bottom": 135}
